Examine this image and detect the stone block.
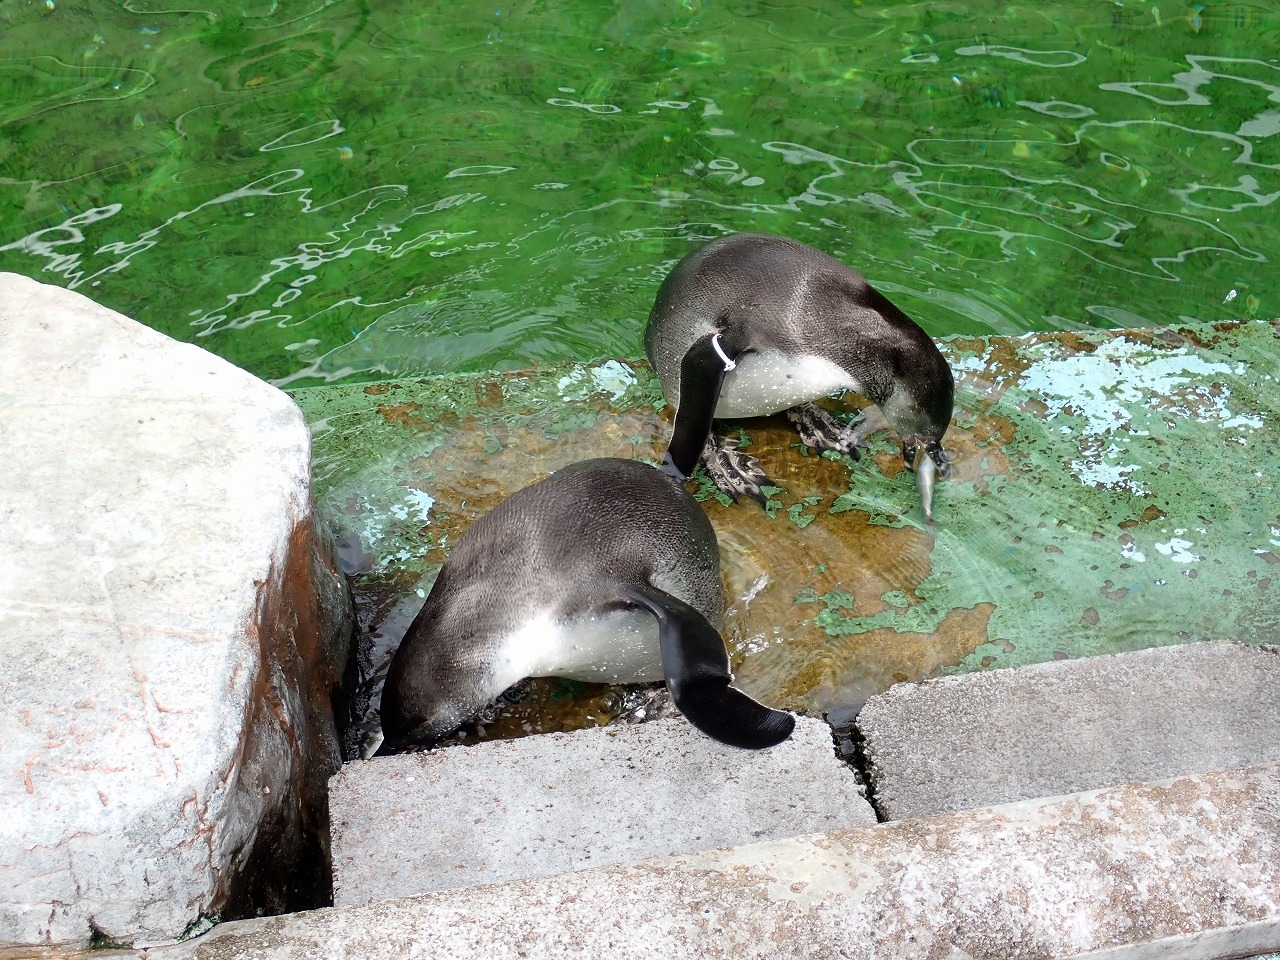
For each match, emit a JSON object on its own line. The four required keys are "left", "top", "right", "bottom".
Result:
{"left": 328, "top": 715, "right": 873, "bottom": 905}
{"left": 0, "top": 274, "right": 353, "bottom": 948}
{"left": 857, "top": 640, "right": 1280, "bottom": 820}
{"left": 155, "top": 762, "right": 1280, "bottom": 960}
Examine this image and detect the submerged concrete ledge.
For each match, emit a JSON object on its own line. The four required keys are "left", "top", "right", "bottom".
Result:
{"left": 292, "top": 319, "right": 1280, "bottom": 741}
{"left": 0, "top": 274, "right": 353, "bottom": 948}
{"left": 146, "top": 762, "right": 1280, "bottom": 960}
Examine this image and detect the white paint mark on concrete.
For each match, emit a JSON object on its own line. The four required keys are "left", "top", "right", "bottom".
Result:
{"left": 1121, "top": 541, "right": 1146, "bottom": 563}
{"left": 1019, "top": 338, "right": 1261, "bottom": 494}
{"left": 1154, "top": 538, "right": 1202, "bottom": 563}
{"left": 401, "top": 489, "right": 435, "bottom": 523}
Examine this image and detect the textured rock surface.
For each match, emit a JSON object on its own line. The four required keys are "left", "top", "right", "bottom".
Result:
{"left": 329, "top": 715, "right": 874, "bottom": 906}
{"left": 0, "top": 274, "right": 352, "bottom": 948}
{"left": 857, "top": 640, "right": 1280, "bottom": 820}
{"left": 149, "top": 762, "right": 1280, "bottom": 960}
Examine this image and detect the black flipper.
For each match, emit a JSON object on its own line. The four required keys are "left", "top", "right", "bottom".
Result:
{"left": 664, "top": 331, "right": 737, "bottom": 480}
{"left": 619, "top": 583, "right": 795, "bottom": 749}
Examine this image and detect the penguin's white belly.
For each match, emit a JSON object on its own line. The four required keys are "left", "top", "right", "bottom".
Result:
{"left": 713, "top": 350, "right": 857, "bottom": 418}
{"left": 500, "top": 608, "right": 664, "bottom": 686}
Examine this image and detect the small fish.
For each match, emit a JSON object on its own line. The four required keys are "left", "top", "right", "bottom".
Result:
{"left": 917, "top": 453, "right": 939, "bottom": 523}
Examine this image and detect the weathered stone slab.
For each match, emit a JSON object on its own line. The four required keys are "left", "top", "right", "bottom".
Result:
{"left": 857, "top": 640, "right": 1280, "bottom": 820}
{"left": 328, "top": 715, "right": 873, "bottom": 906}
{"left": 152, "top": 762, "right": 1280, "bottom": 960}
{"left": 0, "top": 274, "right": 352, "bottom": 948}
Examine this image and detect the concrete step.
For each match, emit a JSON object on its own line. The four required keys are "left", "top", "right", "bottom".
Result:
{"left": 857, "top": 640, "right": 1280, "bottom": 820}
{"left": 328, "top": 716, "right": 875, "bottom": 906}
{"left": 144, "top": 761, "right": 1280, "bottom": 960}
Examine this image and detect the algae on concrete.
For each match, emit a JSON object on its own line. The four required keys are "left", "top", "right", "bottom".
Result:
{"left": 291, "top": 320, "right": 1280, "bottom": 742}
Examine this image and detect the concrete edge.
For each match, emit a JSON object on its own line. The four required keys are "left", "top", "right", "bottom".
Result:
{"left": 126, "top": 760, "right": 1280, "bottom": 960}
{"left": 1071, "top": 920, "right": 1280, "bottom": 960}
{"left": 854, "top": 639, "right": 1280, "bottom": 821}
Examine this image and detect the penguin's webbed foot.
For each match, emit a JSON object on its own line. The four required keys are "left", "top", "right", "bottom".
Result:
{"left": 701, "top": 433, "right": 776, "bottom": 505}
{"left": 784, "top": 403, "right": 877, "bottom": 459}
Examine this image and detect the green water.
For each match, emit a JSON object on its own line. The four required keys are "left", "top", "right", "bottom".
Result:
{"left": 1, "top": 0, "right": 1276, "bottom": 386}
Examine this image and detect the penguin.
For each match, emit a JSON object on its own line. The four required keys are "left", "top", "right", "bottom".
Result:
{"left": 644, "top": 232, "right": 955, "bottom": 520}
{"left": 378, "top": 457, "right": 795, "bottom": 751}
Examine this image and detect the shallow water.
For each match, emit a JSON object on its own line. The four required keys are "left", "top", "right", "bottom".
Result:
{"left": 2, "top": 0, "right": 1277, "bottom": 384}
{"left": 297, "top": 321, "right": 1280, "bottom": 751}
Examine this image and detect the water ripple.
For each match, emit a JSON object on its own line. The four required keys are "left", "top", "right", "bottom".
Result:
{"left": 1, "top": 0, "right": 1278, "bottom": 382}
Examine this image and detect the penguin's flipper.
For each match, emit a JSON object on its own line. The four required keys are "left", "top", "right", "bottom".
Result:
{"left": 664, "top": 332, "right": 734, "bottom": 479}
{"left": 701, "top": 432, "right": 774, "bottom": 505}
{"left": 784, "top": 402, "right": 878, "bottom": 460}
{"left": 619, "top": 583, "right": 795, "bottom": 749}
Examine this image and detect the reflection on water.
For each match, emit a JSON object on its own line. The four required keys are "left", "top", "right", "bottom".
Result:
{"left": 1, "top": 1, "right": 1277, "bottom": 385}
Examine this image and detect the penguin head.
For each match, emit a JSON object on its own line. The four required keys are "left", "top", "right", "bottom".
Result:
{"left": 378, "top": 596, "right": 508, "bottom": 753}
{"left": 902, "top": 434, "right": 952, "bottom": 479}
{"left": 891, "top": 350, "right": 954, "bottom": 523}
{"left": 377, "top": 660, "right": 469, "bottom": 753}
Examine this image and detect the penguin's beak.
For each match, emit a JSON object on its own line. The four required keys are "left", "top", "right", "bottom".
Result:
{"left": 361, "top": 728, "right": 387, "bottom": 760}
{"left": 916, "top": 454, "right": 938, "bottom": 523}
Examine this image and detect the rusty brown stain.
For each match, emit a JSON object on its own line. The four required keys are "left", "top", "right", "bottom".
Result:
{"left": 1018, "top": 395, "right": 1050, "bottom": 419}
{"left": 1083, "top": 607, "right": 1100, "bottom": 625}
{"left": 965, "top": 336, "right": 1037, "bottom": 402}
{"left": 1054, "top": 331, "right": 1100, "bottom": 354}
{"left": 713, "top": 498, "right": 935, "bottom": 626}
{"left": 1100, "top": 580, "right": 1129, "bottom": 602}
{"left": 948, "top": 336, "right": 987, "bottom": 356}
{"left": 945, "top": 410, "right": 1015, "bottom": 494}
{"left": 363, "top": 383, "right": 393, "bottom": 395}
{"left": 376, "top": 401, "right": 431, "bottom": 429}
{"left": 229, "top": 513, "right": 353, "bottom": 917}
{"left": 477, "top": 380, "right": 505, "bottom": 406}
{"left": 1120, "top": 504, "right": 1167, "bottom": 529}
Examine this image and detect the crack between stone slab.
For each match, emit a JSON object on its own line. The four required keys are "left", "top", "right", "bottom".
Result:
{"left": 824, "top": 714, "right": 889, "bottom": 823}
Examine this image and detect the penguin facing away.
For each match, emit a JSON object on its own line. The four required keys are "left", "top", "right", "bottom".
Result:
{"left": 379, "top": 457, "right": 795, "bottom": 751}
{"left": 644, "top": 232, "right": 955, "bottom": 520}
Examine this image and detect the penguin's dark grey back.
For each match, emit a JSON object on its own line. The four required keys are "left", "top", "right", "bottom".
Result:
{"left": 379, "top": 456, "right": 800, "bottom": 751}
{"left": 645, "top": 232, "right": 948, "bottom": 416}
{"left": 419, "top": 457, "right": 723, "bottom": 638}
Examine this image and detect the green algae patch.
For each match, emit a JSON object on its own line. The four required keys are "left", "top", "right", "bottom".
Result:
{"left": 934, "top": 321, "right": 1280, "bottom": 678}
{"left": 293, "top": 323, "right": 1280, "bottom": 735}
